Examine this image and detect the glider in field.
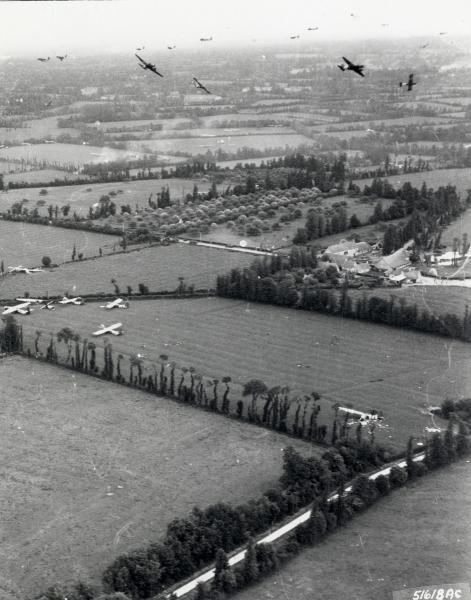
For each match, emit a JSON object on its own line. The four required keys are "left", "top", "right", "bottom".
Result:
{"left": 192, "top": 77, "right": 211, "bottom": 94}
{"left": 100, "top": 298, "right": 130, "bottom": 310}
{"left": 40, "top": 301, "right": 56, "bottom": 310}
{"left": 135, "top": 54, "right": 163, "bottom": 77}
{"left": 92, "top": 322, "right": 123, "bottom": 336}
{"left": 2, "top": 301, "right": 33, "bottom": 315}
{"left": 8, "top": 266, "right": 43, "bottom": 274}
{"left": 399, "top": 73, "right": 417, "bottom": 91}
{"left": 58, "top": 296, "right": 84, "bottom": 305}
{"left": 338, "top": 56, "right": 365, "bottom": 77}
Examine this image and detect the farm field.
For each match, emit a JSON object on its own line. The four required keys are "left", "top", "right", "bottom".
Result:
{"left": 353, "top": 168, "right": 471, "bottom": 198}
{"left": 0, "top": 118, "right": 80, "bottom": 144}
{"left": 125, "top": 133, "right": 314, "bottom": 155}
{"left": 130, "top": 126, "right": 298, "bottom": 139}
{"left": 0, "top": 144, "right": 146, "bottom": 166}
{"left": 21, "top": 296, "right": 470, "bottom": 450}
{"left": 0, "top": 177, "right": 223, "bottom": 217}
{"left": 4, "top": 169, "right": 89, "bottom": 185}
{"left": 0, "top": 356, "right": 318, "bottom": 600}
{"left": 440, "top": 206, "right": 471, "bottom": 247}
{"left": 309, "top": 115, "right": 455, "bottom": 134}
{"left": 0, "top": 221, "right": 117, "bottom": 268}
{"left": 0, "top": 243, "right": 254, "bottom": 298}
{"left": 234, "top": 460, "right": 471, "bottom": 600}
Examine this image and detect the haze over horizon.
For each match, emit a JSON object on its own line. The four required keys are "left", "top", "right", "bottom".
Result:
{"left": 1, "top": 0, "right": 470, "bottom": 57}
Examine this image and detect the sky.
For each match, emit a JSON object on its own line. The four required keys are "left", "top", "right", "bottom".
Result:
{"left": 1, "top": 0, "right": 471, "bottom": 57}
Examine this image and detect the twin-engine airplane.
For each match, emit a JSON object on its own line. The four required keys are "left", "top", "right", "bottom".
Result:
{"left": 100, "top": 298, "right": 130, "bottom": 310}
{"left": 399, "top": 73, "right": 417, "bottom": 91}
{"left": 8, "top": 266, "right": 43, "bottom": 274}
{"left": 59, "top": 296, "right": 84, "bottom": 305}
{"left": 193, "top": 77, "right": 211, "bottom": 94}
{"left": 92, "top": 323, "right": 123, "bottom": 336}
{"left": 338, "top": 56, "right": 365, "bottom": 77}
{"left": 135, "top": 54, "right": 163, "bottom": 77}
{"left": 2, "top": 301, "right": 33, "bottom": 315}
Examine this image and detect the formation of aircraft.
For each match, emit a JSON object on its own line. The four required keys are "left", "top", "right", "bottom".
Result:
{"left": 337, "top": 56, "right": 365, "bottom": 77}
{"left": 2, "top": 301, "right": 33, "bottom": 316}
{"left": 92, "top": 322, "right": 123, "bottom": 336}
{"left": 58, "top": 296, "right": 84, "bottom": 305}
{"left": 193, "top": 77, "right": 211, "bottom": 94}
{"left": 8, "top": 265, "right": 43, "bottom": 274}
{"left": 399, "top": 73, "right": 417, "bottom": 91}
{"left": 56, "top": 55, "right": 67, "bottom": 61}
{"left": 100, "top": 297, "right": 130, "bottom": 310}
{"left": 135, "top": 53, "right": 163, "bottom": 77}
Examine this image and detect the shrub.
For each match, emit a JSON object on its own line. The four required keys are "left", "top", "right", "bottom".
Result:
{"left": 388, "top": 466, "right": 408, "bottom": 488}
{"left": 41, "top": 255, "right": 52, "bottom": 268}
{"left": 375, "top": 474, "right": 391, "bottom": 496}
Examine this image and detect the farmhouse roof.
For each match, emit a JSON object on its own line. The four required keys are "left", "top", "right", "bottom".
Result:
{"left": 375, "top": 247, "right": 410, "bottom": 272}
{"left": 325, "top": 240, "right": 371, "bottom": 256}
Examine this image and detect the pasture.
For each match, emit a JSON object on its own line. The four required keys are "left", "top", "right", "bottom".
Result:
{"left": 0, "top": 144, "right": 146, "bottom": 166}
{"left": 0, "top": 221, "right": 117, "bottom": 268}
{"left": 234, "top": 460, "right": 471, "bottom": 600}
{"left": 4, "top": 169, "right": 89, "bottom": 185}
{"left": 0, "top": 356, "right": 317, "bottom": 599}
{"left": 125, "top": 133, "right": 313, "bottom": 155}
{"left": 21, "top": 296, "right": 470, "bottom": 450}
{"left": 353, "top": 168, "right": 471, "bottom": 198}
{"left": 0, "top": 243, "right": 254, "bottom": 298}
{"left": 0, "top": 177, "right": 223, "bottom": 217}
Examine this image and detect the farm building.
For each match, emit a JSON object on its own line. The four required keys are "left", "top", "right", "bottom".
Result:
{"left": 325, "top": 239, "right": 371, "bottom": 257}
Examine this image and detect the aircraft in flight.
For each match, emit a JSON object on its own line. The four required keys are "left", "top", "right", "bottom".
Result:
{"left": 2, "top": 301, "right": 33, "bottom": 315}
{"left": 200, "top": 37, "right": 213, "bottom": 42}
{"left": 37, "top": 57, "right": 50, "bottom": 62}
{"left": 58, "top": 296, "right": 84, "bottom": 305}
{"left": 167, "top": 45, "right": 176, "bottom": 50}
{"left": 307, "top": 27, "right": 319, "bottom": 31}
{"left": 399, "top": 73, "right": 417, "bottom": 91}
{"left": 290, "top": 35, "right": 300, "bottom": 39}
{"left": 56, "top": 55, "right": 67, "bottom": 61}
{"left": 100, "top": 298, "right": 130, "bottom": 310}
{"left": 45, "top": 99, "right": 53, "bottom": 107}
{"left": 193, "top": 77, "right": 211, "bottom": 94}
{"left": 135, "top": 54, "right": 163, "bottom": 77}
{"left": 8, "top": 266, "right": 43, "bottom": 274}
{"left": 92, "top": 323, "right": 123, "bottom": 336}
{"left": 337, "top": 56, "right": 365, "bottom": 77}
{"left": 136, "top": 46, "right": 145, "bottom": 51}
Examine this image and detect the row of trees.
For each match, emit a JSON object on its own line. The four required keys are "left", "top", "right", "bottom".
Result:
{"left": 215, "top": 258, "right": 471, "bottom": 341}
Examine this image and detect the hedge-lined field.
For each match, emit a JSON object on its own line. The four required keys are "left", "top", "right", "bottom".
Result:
{"left": 0, "top": 356, "right": 317, "bottom": 600}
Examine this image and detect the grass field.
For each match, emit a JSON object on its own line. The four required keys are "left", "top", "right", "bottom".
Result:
{"left": 0, "top": 221, "right": 117, "bottom": 268}
{"left": 0, "top": 144, "right": 146, "bottom": 166}
{"left": 0, "top": 355, "right": 317, "bottom": 599}
{"left": 353, "top": 168, "right": 471, "bottom": 198}
{"left": 0, "top": 177, "right": 223, "bottom": 217}
{"left": 4, "top": 169, "right": 90, "bottom": 185}
{"left": 0, "top": 243, "right": 254, "bottom": 298}
{"left": 125, "top": 134, "right": 313, "bottom": 155}
{"left": 0, "top": 117, "right": 80, "bottom": 144}
{"left": 21, "top": 296, "right": 470, "bottom": 450}
{"left": 441, "top": 208, "right": 471, "bottom": 247}
{"left": 234, "top": 460, "right": 471, "bottom": 600}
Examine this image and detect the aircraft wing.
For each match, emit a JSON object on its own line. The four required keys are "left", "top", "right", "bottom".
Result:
{"left": 342, "top": 56, "right": 354, "bottom": 67}
{"left": 150, "top": 66, "right": 163, "bottom": 77}
{"left": 17, "top": 308, "right": 30, "bottom": 315}
{"left": 92, "top": 328, "right": 105, "bottom": 336}
{"left": 135, "top": 53, "right": 147, "bottom": 65}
